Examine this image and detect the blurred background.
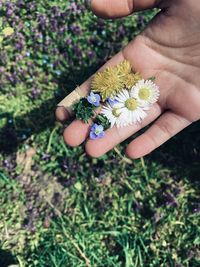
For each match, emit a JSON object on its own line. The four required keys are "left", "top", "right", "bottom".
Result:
{"left": 0, "top": 1, "right": 199, "bottom": 266}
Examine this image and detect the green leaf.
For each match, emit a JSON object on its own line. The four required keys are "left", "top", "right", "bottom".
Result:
{"left": 95, "top": 114, "right": 110, "bottom": 130}
{"left": 72, "top": 98, "right": 96, "bottom": 123}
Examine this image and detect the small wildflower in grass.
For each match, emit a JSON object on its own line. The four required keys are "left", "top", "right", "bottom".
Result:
{"left": 87, "top": 92, "right": 101, "bottom": 107}
{"left": 90, "top": 123, "right": 105, "bottom": 139}
{"left": 2, "top": 27, "right": 14, "bottom": 36}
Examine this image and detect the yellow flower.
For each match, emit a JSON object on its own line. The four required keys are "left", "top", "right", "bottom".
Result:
{"left": 2, "top": 27, "right": 14, "bottom": 37}
{"left": 117, "top": 60, "right": 132, "bottom": 76}
{"left": 91, "top": 60, "right": 143, "bottom": 100}
{"left": 91, "top": 66, "right": 124, "bottom": 101}
{"left": 124, "top": 72, "right": 143, "bottom": 89}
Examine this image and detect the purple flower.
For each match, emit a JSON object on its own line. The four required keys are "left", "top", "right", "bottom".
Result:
{"left": 87, "top": 51, "right": 95, "bottom": 59}
{"left": 3, "top": 159, "right": 15, "bottom": 170}
{"left": 6, "top": 9, "right": 13, "bottom": 17}
{"left": 70, "top": 24, "right": 81, "bottom": 34}
{"left": 31, "top": 88, "right": 41, "bottom": 99}
{"left": 41, "top": 153, "right": 51, "bottom": 161}
{"left": 18, "top": 0, "right": 25, "bottom": 6}
{"left": 87, "top": 92, "right": 101, "bottom": 107}
{"left": 15, "top": 42, "right": 24, "bottom": 50}
{"left": 193, "top": 203, "right": 200, "bottom": 213}
{"left": 90, "top": 123, "right": 105, "bottom": 140}
{"left": 66, "top": 38, "right": 72, "bottom": 45}
{"left": 164, "top": 192, "right": 177, "bottom": 207}
{"left": 107, "top": 97, "right": 119, "bottom": 107}
{"left": 72, "top": 45, "right": 82, "bottom": 57}
{"left": 194, "top": 207, "right": 200, "bottom": 213}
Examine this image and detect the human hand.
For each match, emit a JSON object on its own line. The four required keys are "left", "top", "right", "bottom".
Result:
{"left": 56, "top": 0, "right": 200, "bottom": 158}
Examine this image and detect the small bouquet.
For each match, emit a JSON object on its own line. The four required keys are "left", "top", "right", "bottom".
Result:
{"left": 61, "top": 60, "right": 160, "bottom": 140}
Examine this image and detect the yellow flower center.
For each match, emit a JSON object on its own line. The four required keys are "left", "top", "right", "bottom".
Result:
{"left": 125, "top": 98, "right": 138, "bottom": 111}
{"left": 139, "top": 88, "right": 150, "bottom": 100}
{"left": 112, "top": 108, "right": 121, "bottom": 117}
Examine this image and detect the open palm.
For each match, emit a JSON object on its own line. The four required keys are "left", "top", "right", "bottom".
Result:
{"left": 56, "top": 0, "right": 200, "bottom": 158}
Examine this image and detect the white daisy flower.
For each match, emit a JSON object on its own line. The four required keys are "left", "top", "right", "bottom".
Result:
{"left": 100, "top": 104, "right": 123, "bottom": 128}
{"left": 102, "top": 89, "right": 147, "bottom": 128}
{"left": 131, "top": 79, "right": 159, "bottom": 106}
{"left": 115, "top": 90, "right": 147, "bottom": 127}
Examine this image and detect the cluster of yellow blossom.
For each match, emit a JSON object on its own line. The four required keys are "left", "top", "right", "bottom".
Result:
{"left": 91, "top": 60, "right": 142, "bottom": 101}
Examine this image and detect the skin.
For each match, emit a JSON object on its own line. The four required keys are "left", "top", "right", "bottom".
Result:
{"left": 55, "top": 0, "right": 200, "bottom": 158}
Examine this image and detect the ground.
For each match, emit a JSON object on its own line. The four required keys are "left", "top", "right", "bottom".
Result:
{"left": 0, "top": 1, "right": 200, "bottom": 266}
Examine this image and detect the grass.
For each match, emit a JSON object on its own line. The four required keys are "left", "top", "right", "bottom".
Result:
{"left": 0, "top": 1, "right": 200, "bottom": 266}
{"left": 1, "top": 126, "right": 200, "bottom": 266}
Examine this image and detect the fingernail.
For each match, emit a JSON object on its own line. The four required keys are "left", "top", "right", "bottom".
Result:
{"left": 85, "top": 0, "right": 92, "bottom": 9}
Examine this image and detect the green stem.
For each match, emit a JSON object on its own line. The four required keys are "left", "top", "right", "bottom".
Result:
{"left": 46, "top": 124, "right": 59, "bottom": 153}
{"left": 140, "top": 157, "right": 149, "bottom": 182}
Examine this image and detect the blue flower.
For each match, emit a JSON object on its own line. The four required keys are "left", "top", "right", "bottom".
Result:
{"left": 107, "top": 97, "right": 119, "bottom": 107}
{"left": 87, "top": 92, "right": 101, "bottom": 107}
{"left": 90, "top": 123, "right": 105, "bottom": 140}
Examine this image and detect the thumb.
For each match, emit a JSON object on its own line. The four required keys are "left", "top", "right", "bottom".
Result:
{"left": 89, "top": 0, "right": 162, "bottom": 19}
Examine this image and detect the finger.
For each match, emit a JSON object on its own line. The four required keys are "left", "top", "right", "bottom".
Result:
{"left": 90, "top": 0, "right": 162, "bottom": 19}
{"left": 85, "top": 104, "right": 162, "bottom": 157}
{"left": 56, "top": 51, "right": 125, "bottom": 122}
{"left": 126, "top": 112, "right": 191, "bottom": 159}
{"left": 63, "top": 119, "right": 92, "bottom": 147}
{"left": 55, "top": 106, "right": 70, "bottom": 123}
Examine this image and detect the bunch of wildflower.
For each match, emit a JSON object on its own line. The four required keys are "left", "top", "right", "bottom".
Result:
{"left": 73, "top": 60, "right": 159, "bottom": 139}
